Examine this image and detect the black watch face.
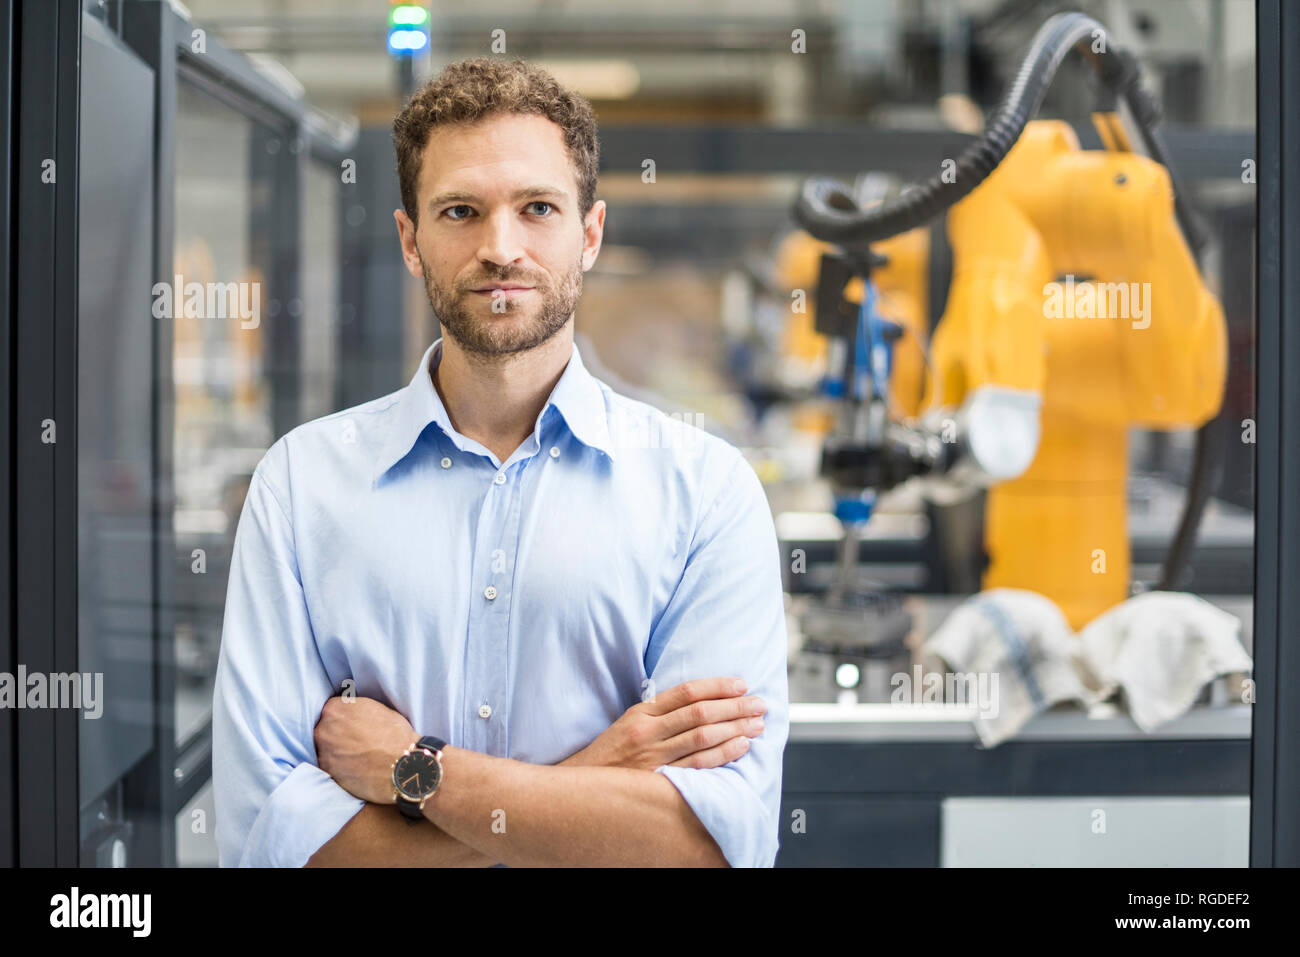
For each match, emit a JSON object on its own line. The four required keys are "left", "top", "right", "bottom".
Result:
{"left": 394, "top": 749, "right": 441, "bottom": 800}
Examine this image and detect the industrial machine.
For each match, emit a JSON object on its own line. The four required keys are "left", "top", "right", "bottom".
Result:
{"left": 780, "top": 11, "right": 1228, "bottom": 690}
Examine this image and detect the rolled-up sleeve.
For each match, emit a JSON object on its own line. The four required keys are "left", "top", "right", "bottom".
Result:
{"left": 647, "top": 448, "right": 790, "bottom": 868}
{"left": 211, "top": 441, "right": 365, "bottom": 867}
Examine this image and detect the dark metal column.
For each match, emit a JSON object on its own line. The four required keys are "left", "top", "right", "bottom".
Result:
{"left": 0, "top": 0, "right": 14, "bottom": 871}
{"left": 1250, "top": 0, "right": 1300, "bottom": 868}
{"left": 13, "top": 0, "right": 81, "bottom": 867}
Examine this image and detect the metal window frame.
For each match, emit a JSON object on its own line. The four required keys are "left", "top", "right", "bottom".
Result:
{"left": 1249, "top": 0, "right": 1299, "bottom": 867}
{"left": 7, "top": 0, "right": 82, "bottom": 867}
{"left": 0, "top": 0, "right": 14, "bottom": 870}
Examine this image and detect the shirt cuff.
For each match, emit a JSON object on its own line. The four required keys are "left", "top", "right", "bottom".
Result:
{"left": 655, "top": 764, "right": 777, "bottom": 868}
{"left": 237, "top": 762, "right": 366, "bottom": 867}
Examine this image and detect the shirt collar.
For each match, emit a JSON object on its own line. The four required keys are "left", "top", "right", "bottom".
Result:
{"left": 372, "top": 337, "right": 615, "bottom": 486}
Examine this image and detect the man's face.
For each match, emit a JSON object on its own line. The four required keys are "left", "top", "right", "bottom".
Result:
{"left": 395, "top": 112, "right": 604, "bottom": 356}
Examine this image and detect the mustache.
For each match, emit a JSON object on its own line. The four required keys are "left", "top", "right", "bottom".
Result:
{"left": 461, "top": 272, "right": 542, "bottom": 291}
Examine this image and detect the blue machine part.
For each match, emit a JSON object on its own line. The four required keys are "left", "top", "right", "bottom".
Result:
{"left": 833, "top": 491, "right": 876, "bottom": 525}
{"left": 820, "top": 279, "right": 900, "bottom": 401}
{"left": 821, "top": 376, "right": 845, "bottom": 398}
{"left": 856, "top": 280, "right": 899, "bottom": 401}
{"left": 834, "top": 280, "right": 901, "bottom": 528}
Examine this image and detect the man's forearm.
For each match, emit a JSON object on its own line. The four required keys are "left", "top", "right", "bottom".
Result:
{"left": 420, "top": 746, "right": 727, "bottom": 867}
{"left": 306, "top": 744, "right": 598, "bottom": 867}
{"left": 306, "top": 803, "right": 497, "bottom": 867}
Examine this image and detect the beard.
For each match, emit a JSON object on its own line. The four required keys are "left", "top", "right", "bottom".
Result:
{"left": 419, "top": 246, "right": 583, "bottom": 356}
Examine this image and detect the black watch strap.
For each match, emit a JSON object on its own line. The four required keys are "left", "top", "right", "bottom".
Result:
{"left": 396, "top": 736, "right": 447, "bottom": 822}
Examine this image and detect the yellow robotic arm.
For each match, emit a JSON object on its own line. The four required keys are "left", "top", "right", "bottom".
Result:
{"left": 939, "top": 119, "right": 1227, "bottom": 626}
{"left": 778, "top": 117, "right": 1227, "bottom": 627}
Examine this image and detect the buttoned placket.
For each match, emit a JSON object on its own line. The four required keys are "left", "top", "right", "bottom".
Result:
{"left": 456, "top": 410, "right": 565, "bottom": 759}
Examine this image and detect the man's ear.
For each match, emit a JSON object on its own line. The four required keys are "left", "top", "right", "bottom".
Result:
{"left": 394, "top": 209, "right": 424, "bottom": 278}
{"left": 581, "top": 199, "right": 606, "bottom": 271}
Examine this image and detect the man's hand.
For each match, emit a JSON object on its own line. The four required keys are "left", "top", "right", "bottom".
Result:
{"left": 561, "top": 677, "right": 766, "bottom": 771}
{"left": 314, "top": 696, "right": 417, "bottom": 804}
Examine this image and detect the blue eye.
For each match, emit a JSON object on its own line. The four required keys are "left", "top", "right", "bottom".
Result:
{"left": 528, "top": 201, "right": 554, "bottom": 216}
{"left": 445, "top": 205, "right": 473, "bottom": 220}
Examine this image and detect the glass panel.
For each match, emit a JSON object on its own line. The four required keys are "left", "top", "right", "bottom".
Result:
{"left": 169, "top": 101, "right": 345, "bottom": 866}
{"left": 757, "top": 7, "right": 1256, "bottom": 867}
{"left": 77, "top": 19, "right": 158, "bottom": 826}
{"left": 171, "top": 82, "right": 273, "bottom": 749}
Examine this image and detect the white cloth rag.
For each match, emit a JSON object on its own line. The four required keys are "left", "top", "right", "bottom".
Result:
{"left": 922, "top": 588, "right": 1098, "bottom": 747}
{"left": 1077, "top": 591, "right": 1252, "bottom": 731}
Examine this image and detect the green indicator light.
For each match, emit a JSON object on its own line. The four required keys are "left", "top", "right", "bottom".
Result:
{"left": 390, "top": 5, "right": 429, "bottom": 27}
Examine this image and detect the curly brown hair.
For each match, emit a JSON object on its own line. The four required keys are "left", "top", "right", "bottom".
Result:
{"left": 392, "top": 57, "right": 600, "bottom": 227}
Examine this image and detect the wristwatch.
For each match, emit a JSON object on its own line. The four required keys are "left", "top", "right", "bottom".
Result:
{"left": 392, "top": 735, "right": 446, "bottom": 822}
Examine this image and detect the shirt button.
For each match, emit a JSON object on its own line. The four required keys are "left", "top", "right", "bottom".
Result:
{"left": 440, "top": 457, "right": 452, "bottom": 469}
{"left": 483, "top": 585, "right": 498, "bottom": 600}
{"left": 493, "top": 471, "right": 506, "bottom": 485}
{"left": 478, "top": 704, "right": 492, "bottom": 719}
{"left": 549, "top": 446, "right": 560, "bottom": 459}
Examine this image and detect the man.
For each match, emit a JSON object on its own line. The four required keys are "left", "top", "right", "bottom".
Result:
{"left": 211, "top": 57, "right": 789, "bottom": 868}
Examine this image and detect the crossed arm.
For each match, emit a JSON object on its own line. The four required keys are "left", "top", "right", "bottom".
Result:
{"left": 305, "top": 678, "right": 768, "bottom": 868}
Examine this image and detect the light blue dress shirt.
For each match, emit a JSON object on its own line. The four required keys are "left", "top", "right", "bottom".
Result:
{"left": 211, "top": 337, "right": 789, "bottom": 867}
